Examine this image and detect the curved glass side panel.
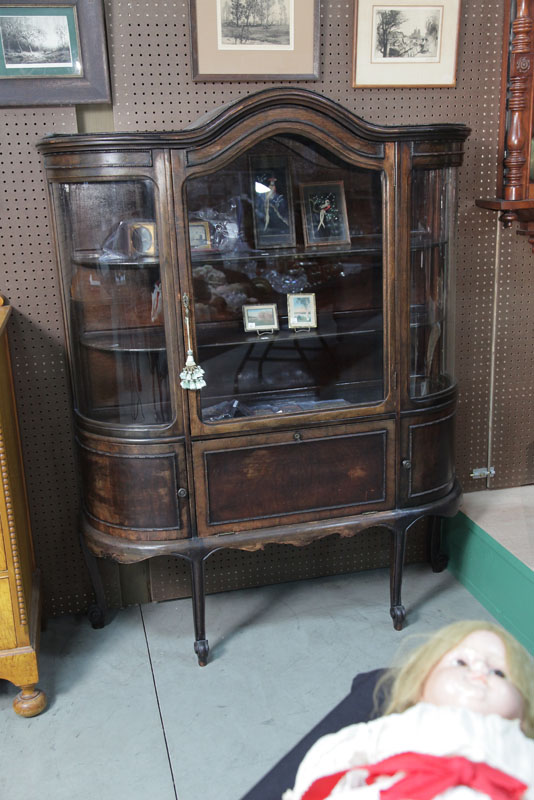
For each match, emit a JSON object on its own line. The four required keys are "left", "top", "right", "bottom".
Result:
{"left": 184, "top": 135, "right": 385, "bottom": 424}
{"left": 51, "top": 180, "right": 171, "bottom": 426}
{"left": 410, "top": 167, "right": 457, "bottom": 399}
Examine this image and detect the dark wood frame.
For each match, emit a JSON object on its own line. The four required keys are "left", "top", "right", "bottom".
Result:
{"left": 0, "top": 0, "right": 110, "bottom": 106}
{"left": 476, "top": 0, "right": 534, "bottom": 249}
{"left": 299, "top": 180, "right": 351, "bottom": 247}
{"left": 189, "top": 0, "right": 321, "bottom": 81}
{"left": 250, "top": 154, "right": 296, "bottom": 249}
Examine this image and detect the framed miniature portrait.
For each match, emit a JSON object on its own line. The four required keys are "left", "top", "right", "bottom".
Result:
{"left": 352, "top": 0, "right": 462, "bottom": 87}
{"left": 287, "top": 293, "right": 317, "bottom": 329}
{"left": 128, "top": 221, "right": 157, "bottom": 257}
{"left": 299, "top": 181, "right": 351, "bottom": 247}
{"left": 189, "top": 221, "right": 212, "bottom": 251}
{"left": 242, "top": 303, "right": 279, "bottom": 333}
{"left": 250, "top": 155, "right": 296, "bottom": 249}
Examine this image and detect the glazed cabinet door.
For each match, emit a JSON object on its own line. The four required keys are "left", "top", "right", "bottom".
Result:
{"left": 400, "top": 154, "right": 460, "bottom": 408}
{"left": 175, "top": 129, "right": 395, "bottom": 437}
{"left": 47, "top": 158, "right": 181, "bottom": 438}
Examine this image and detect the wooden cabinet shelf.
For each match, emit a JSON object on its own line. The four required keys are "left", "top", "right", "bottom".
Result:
{"left": 38, "top": 88, "right": 469, "bottom": 665}
{"left": 80, "top": 326, "right": 166, "bottom": 353}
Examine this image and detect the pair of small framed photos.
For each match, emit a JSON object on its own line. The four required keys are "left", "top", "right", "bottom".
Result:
{"left": 243, "top": 294, "right": 317, "bottom": 333}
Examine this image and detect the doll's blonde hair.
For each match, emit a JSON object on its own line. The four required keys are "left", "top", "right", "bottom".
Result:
{"left": 374, "top": 620, "right": 534, "bottom": 738}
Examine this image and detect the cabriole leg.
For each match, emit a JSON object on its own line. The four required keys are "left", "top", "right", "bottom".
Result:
{"left": 389, "top": 525, "right": 407, "bottom": 630}
{"left": 190, "top": 555, "right": 209, "bottom": 666}
{"left": 79, "top": 526, "right": 107, "bottom": 629}
{"left": 429, "top": 516, "right": 449, "bottom": 572}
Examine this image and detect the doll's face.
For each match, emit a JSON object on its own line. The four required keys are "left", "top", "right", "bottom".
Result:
{"left": 421, "top": 630, "right": 525, "bottom": 721}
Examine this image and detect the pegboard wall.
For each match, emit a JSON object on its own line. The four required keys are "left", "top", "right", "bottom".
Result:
{"left": 1, "top": 0, "right": 532, "bottom": 615}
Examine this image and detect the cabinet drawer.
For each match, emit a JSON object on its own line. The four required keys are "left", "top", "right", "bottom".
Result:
{"left": 192, "top": 420, "right": 395, "bottom": 536}
{"left": 78, "top": 437, "right": 190, "bottom": 541}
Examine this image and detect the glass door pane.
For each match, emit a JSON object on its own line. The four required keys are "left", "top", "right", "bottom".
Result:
{"left": 184, "top": 135, "right": 385, "bottom": 424}
{"left": 51, "top": 179, "right": 171, "bottom": 425}
{"left": 410, "top": 167, "right": 456, "bottom": 398}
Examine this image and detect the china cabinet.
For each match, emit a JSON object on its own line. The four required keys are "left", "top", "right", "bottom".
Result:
{"left": 0, "top": 298, "right": 46, "bottom": 715}
{"left": 38, "top": 89, "right": 469, "bottom": 665}
{"left": 476, "top": 0, "right": 534, "bottom": 247}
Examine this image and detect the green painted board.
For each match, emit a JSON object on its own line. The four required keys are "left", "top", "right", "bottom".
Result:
{"left": 444, "top": 511, "right": 534, "bottom": 654}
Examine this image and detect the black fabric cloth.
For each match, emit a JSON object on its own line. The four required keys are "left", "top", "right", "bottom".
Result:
{"left": 239, "top": 668, "right": 386, "bottom": 800}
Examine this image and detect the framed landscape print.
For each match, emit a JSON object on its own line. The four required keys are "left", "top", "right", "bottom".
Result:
{"left": 250, "top": 155, "right": 296, "bottom": 249}
{"left": 190, "top": 0, "right": 320, "bottom": 80}
{"left": 287, "top": 294, "right": 317, "bottom": 329}
{"left": 0, "top": 0, "right": 110, "bottom": 105}
{"left": 243, "top": 304, "right": 279, "bottom": 333}
{"left": 352, "top": 0, "right": 462, "bottom": 87}
{"left": 299, "top": 181, "right": 351, "bottom": 247}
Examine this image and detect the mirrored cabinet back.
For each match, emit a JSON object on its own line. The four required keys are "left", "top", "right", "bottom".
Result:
{"left": 37, "top": 89, "right": 470, "bottom": 665}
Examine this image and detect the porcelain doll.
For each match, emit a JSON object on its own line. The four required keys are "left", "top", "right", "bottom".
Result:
{"left": 283, "top": 621, "right": 534, "bottom": 800}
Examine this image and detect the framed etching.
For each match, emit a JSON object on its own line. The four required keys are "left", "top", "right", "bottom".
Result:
{"left": 190, "top": 0, "right": 320, "bottom": 81}
{"left": 287, "top": 294, "right": 317, "bottom": 329}
{"left": 0, "top": 0, "right": 111, "bottom": 105}
{"left": 352, "top": 0, "right": 462, "bottom": 88}
{"left": 250, "top": 155, "right": 296, "bottom": 250}
{"left": 242, "top": 304, "right": 279, "bottom": 333}
{"left": 299, "top": 181, "right": 351, "bottom": 247}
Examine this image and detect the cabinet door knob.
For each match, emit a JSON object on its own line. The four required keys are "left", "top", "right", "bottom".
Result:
{"left": 401, "top": 459, "right": 412, "bottom": 470}
{"left": 177, "top": 487, "right": 188, "bottom": 498}
{"left": 293, "top": 431, "right": 302, "bottom": 441}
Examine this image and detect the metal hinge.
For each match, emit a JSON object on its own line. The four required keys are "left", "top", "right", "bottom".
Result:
{"left": 470, "top": 467, "right": 495, "bottom": 479}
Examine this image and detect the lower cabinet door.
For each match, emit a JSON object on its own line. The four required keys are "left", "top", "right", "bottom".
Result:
{"left": 399, "top": 402, "right": 456, "bottom": 506}
{"left": 192, "top": 420, "right": 395, "bottom": 537}
{"left": 77, "top": 434, "right": 190, "bottom": 541}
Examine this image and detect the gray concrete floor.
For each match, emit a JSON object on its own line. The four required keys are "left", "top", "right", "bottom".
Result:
{"left": 0, "top": 564, "right": 497, "bottom": 800}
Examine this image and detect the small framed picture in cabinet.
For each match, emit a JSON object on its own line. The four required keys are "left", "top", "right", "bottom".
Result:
{"left": 250, "top": 155, "right": 296, "bottom": 249}
{"left": 287, "top": 294, "right": 317, "bottom": 329}
{"left": 189, "top": 221, "right": 212, "bottom": 251}
{"left": 128, "top": 221, "right": 157, "bottom": 257}
{"left": 299, "top": 181, "right": 351, "bottom": 247}
{"left": 242, "top": 303, "right": 279, "bottom": 333}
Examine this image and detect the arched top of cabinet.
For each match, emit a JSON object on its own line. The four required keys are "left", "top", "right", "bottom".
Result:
{"left": 36, "top": 88, "right": 471, "bottom": 157}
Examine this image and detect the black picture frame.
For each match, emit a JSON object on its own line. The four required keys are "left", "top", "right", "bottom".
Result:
{"left": 0, "top": 0, "right": 110, "bottom": 106}
{"left": 299, "top": 181, "right": 351, "bottom": 247}
{"left": 250, "top": 155, "right": 296, "bottom": 250}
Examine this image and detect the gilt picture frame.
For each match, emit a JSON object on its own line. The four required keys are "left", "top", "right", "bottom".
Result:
{"left": 352, "top": 0, "right": 462, "bottom": 88}
{"left": 287, "top": 293, "right": 317, "bottom": 330}
{"left": 0, "top": 0, "right": 110, "bottom": 105}
{"left": 242, "top": 304, "right": 279, "bottom": 333}
{"left": 190, "top": 0, "right": 320, "bottom": 81}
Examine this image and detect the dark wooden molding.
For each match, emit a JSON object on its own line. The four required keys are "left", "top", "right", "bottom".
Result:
{"left": 476, "top": 0, "right": 534, "bottom": 249}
